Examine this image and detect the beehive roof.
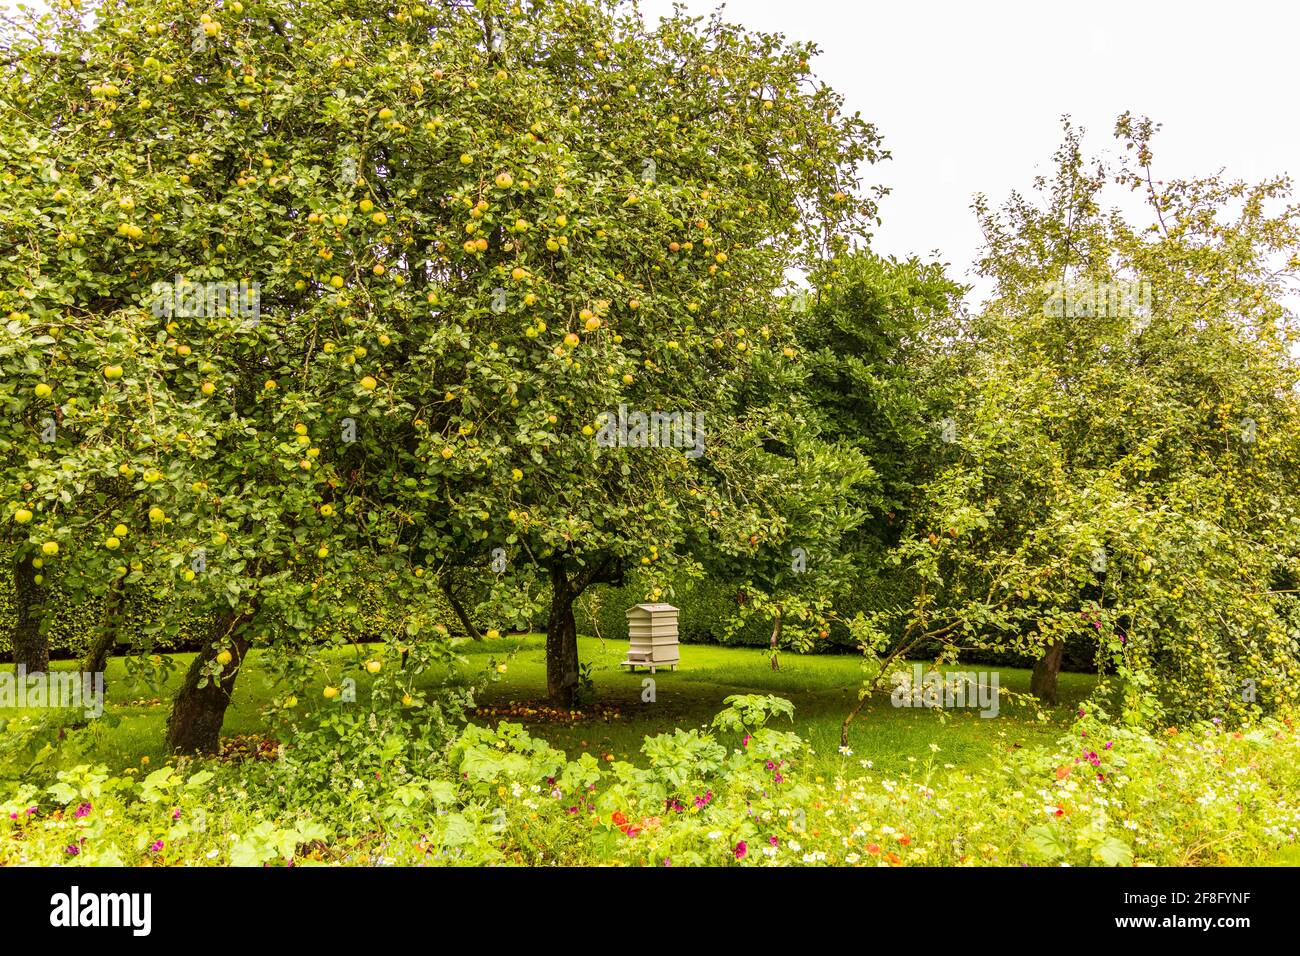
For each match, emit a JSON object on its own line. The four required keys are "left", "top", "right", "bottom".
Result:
{"left": 626, "top": 603, "right": 679, "bottom": 615}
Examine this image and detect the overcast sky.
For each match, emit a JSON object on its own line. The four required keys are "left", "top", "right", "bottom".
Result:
{"left": 641, "top": 0, "right": 1300, "bottom": 301}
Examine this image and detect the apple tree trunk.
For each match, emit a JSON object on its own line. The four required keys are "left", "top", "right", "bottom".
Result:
{"left": 1030, "top": 637, "right": 1066, "bottom": 705}
{"left": 82, "top": 576, "right": 125, "bottom": 680}
{"left": 546, "top": 563, "right": 580, "bottom": 707}
{"left": 166, "top": 610, "right": 252, "bottom": 754}
{"left": 12, "top": 551, "right": 49, "bottom": 674}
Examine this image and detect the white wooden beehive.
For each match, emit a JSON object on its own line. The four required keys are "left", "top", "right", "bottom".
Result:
{"left": 621, "top": 603, "right": 679, "bottom": 673}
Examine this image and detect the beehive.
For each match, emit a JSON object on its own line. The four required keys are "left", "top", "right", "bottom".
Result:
{"left": 622, "top": 603, "right": 679, "bottom": 673}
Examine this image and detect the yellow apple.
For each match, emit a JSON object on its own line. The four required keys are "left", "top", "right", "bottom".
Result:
{"left": 13, "top": 508, "right": 33, "bottom": 524}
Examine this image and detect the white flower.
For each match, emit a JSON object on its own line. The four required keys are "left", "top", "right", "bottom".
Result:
{"left": 839, "top": 746, "right": 854, "bottom": 757}
{"left": 845, "top": 852, "right": 861, "bottom": 864}
{"left": 707, "top": 830, "right": 722, "bottom": 840}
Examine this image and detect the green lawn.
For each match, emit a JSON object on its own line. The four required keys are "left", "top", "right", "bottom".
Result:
{"left": 2, "top": 634, "right": 1096, "bottom": 777}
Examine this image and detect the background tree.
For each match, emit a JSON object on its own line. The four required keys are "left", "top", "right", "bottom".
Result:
{"left": 851, "top": 117, "right": 1300, "bottom": 733}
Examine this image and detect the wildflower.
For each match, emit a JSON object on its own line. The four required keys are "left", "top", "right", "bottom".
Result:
{"left": 734, "top": 841, "right": 747, "bottom": 860}
{"left": 65, "top": 844, "right": 80, "bottom": 856}
{"left": 172, "top": 808, "right": 182, "bottom": 821}
{"left": 769, "top": 836, "right": 779, "bottom": 846}
{"left": 74, "top": 803, "right": 92, "bottom": 819}
{"left": 839, "top": 745, "right": 853, "bottom": 757}
{"left": 611, "top": 811, "right": 628, "bottom": 828}
{"left": 867, "top": 843, "right": 881, "bottom": 854}
{"left": 149, "top": 840, "right": 164, "bottom": 853}
{"left": 742, "top": 734, "right": 751, "bottom": 748}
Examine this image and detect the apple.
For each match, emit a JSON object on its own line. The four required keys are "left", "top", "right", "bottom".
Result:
{"left": 148, "top": 507, "right": 165, "bottom": 523}
{"left": 317, "top": 545, "right": 329, "bottom": 558}
{"left": 41, "top": 541, "right": 59, "bottom": 556}
{"left": 201, "top": 381, "right": 215, "bottom": 395}
{"left": 105, "top": 536, "right": 121, "bottom": 550}
{"left": 402, "top": 693, "right": 414, "bottom": 706}
{"left": 216, "top": 650, "right": 232, "bottom": 666}
{"left": 113, "top": 523, "right": 128, "bottom": 537}
{"left": 360, "top": 375, "right": 378, "bottom": 390}
{"left": 323, "top": 685, "right": 339, "bottom": 699}
{"left": 365, "top": 660, "right": 381, "bottom": 674}
{"left": 564, "top": 332, "right": 580, "bottom": 348}
{"left": 13, "top": 508, "right": 33, "bottom": 524}
{"left": 103, "top": 365, "right": 124, "bottom": 380}
{"left": 33, "top": 383, "right": 52, "bottom": 399}
{"left": 320, "top": 504, "right": 335, "bottom": 517}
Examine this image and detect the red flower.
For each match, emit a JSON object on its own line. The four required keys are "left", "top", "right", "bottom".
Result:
{"left": 611, "top": 811, "right": 628, "bottom": 828}
{"left": 867, "top": 843, "right": 880, "bottom": 854}
{"left": 734, "top": 841, "right": 747, "bottom": 859}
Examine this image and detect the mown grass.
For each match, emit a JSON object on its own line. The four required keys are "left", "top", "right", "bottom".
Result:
{"left": 2, "top": 633, "right": 1096, "bottom": 777}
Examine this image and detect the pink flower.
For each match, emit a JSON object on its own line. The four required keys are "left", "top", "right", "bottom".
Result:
{"left": 149, "top": 840, "right": 164, "bottom": 853}
{"left": 74, "top": 802, "right": 92, "bottom": 819}
{"left": 65, "top": 844, "right": 80, "bottom": 856}
{"left": 172, "top": 808, "right": 182, "bottom": 821}
{"left": 769, "top": 836, "right": 779, "bottom": 846}
{"left": 734, "top": 841, "right": 747, "bottom": 860}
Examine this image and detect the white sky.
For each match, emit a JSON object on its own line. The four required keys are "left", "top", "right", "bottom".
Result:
{"left": 642, "top": 0, "right": 1300, "bottom": 302}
